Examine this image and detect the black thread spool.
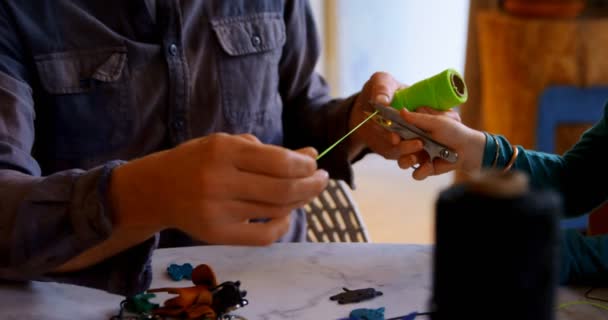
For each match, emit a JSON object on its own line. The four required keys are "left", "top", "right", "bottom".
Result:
{"left": 430, "top": 170, "right": 561, "bottom": 320}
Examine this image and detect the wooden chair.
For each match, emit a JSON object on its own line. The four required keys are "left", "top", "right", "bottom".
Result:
{"left": 304, "top": 179, "right": 370, "bottom": 243}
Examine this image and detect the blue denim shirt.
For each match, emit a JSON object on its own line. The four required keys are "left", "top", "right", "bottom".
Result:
{"left": 0, "top": 0, "right": 356, "bottom": 295}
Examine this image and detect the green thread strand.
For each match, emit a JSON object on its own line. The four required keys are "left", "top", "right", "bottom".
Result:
{"left": 316, "top": 110, "right": 378, "bottom": 161}
{"left": 558, "top": 300, "right": 608, "bottom": 311}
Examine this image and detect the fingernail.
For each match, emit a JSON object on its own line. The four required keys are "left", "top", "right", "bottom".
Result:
{"left": 375, "top": 94, "right": 390, "bottom": 105}
{"left": 410, "top": 155, "right": 417, "bottom": 164}
{"left": 309, "top": 147, "right": 319, "bottom": 158}
{"left": 318, "top": 169, "right": 329, "bottom": 178}
{"left": 391, "top": 133, "right": 400, "bottom": 145}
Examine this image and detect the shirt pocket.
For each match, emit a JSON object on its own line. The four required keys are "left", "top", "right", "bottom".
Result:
{"left": 211, "top": 13, "right": 286, "bottom": 137}
{"left": 34, "top": 46, "right": 132, "bottom": 158}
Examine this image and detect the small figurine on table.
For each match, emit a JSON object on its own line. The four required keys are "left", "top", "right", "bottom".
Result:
{"left": 330, "top": 287, "right": 383, "bottom": 304}
{"left": 123, "top": 293, "right": 160, "bottom": 314}
{"left": 349, "top": 307, "right": 386, "bottom": 320}
{"left": 148, "top": 264, "right": 248, "bottom": 319}
{"left": 110, "top": 292, "right": 160, "bottom": 320}
{"left": 167, "top": 263, "right": 194, "bottom": 281}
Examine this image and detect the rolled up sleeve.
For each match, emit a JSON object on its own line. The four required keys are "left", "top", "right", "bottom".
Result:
{"left": 1, "top": 138, "right": 156, "bottom": 296}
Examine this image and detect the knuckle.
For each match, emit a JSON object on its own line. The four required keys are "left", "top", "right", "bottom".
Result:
{"left": 283, "top": 151, "right": 314, "bottom": 177}
{"left": 281, "top": 155, "right": 298, "bottom": 177}
{"left": 370, "top": 71, "right": 390, "bottom": 82}
{"left": 301, "top": 147, "right": 318, "bottom": 160}
{"left": 400, "top": 140, "right": 421, "bottom": 154}
{"left": 279, "top": 180, "right": 298, "bottom": 199}
{"left": 241, "top": 133, "right": 260, "bottom": 143}
{"left": 205, "top": 133, "right": 225, "bottom": 152}
{"left": 209, "top": 132, "right": 228, "bottom": 140}
{"left": 381, "top": 148, "right": 398, "bottom": 160}
{"left": 301, "top": 160, "right": 316, "bottom": 176}
{"left": 270, "top": 150, "right": 295, "bottom": 176}
{"left": 373, "top": 84, "right": 390, "bottom": 95}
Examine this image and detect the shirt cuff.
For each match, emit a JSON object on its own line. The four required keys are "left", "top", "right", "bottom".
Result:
{"left": 8, "top": 160, "right": 126, "bottom": 276}
{"left": 40, "top": 234, "right": 159, "bottom": 296}
{"left": 29, "top": 160, "right": 157, "bottom": 296}
{"left": 481, "top": 132, "right": 497, "bottom": 168}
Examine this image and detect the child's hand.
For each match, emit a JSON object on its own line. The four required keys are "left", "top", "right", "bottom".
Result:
{"left": 396, "top": 107, "right": 486, "bottom": 180}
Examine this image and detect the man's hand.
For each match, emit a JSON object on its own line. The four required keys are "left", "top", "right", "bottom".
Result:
{"left": 110, "top": 133, "right": 329, "bottom": 246}
{"left": 348, "top": 72, "right": 485, "bottom": 180}
{"left": 348, "top": 72, "right": 419, "bottom": 161}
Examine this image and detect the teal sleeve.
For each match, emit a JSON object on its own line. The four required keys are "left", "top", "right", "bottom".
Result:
{"left": 560, "top": 229, "right": 608, "bottom": 286}
{"left": 481, "top": 103, "right": 608, "bottom": 218}
{"left": 482, "top": 105, "right": 608, "bottom": 286}
{"left": 481, "top": 132, "right": 497, "bottom": 167}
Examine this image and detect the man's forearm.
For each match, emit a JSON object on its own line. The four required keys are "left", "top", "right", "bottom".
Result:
{"left": 53, "top": 226, "right": 158, "bottom": 273}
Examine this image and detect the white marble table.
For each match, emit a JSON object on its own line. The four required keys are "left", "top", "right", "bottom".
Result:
{"left": 0, "top": 243, "right": 605, "bottom": 319}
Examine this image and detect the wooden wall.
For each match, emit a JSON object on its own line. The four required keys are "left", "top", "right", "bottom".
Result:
{"left": 477, "top": 10, "right": 608, "bottom": 149}
{"left": 457, "top": 1, "right": 608, "bottom": 182}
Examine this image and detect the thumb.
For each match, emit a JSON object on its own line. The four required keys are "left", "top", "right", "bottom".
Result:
{"left": 295, "top": 147, "right": 318, "bottom": 159}
{"left": 400, "top": 109, "right": 443, "bottom": 133}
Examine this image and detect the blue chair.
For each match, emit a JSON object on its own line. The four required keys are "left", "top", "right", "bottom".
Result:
{"left": 537, "top": 85, "right": 608, "bottom": 230}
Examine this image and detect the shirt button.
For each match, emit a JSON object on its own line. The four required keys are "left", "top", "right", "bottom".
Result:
{"left": 251, "top": 35, "right": 262, "bottom": 47}
{"left": 169, "top": 44, "right": 178, "bottom": 56}
{"left": 172, "top": 120, "right": 184, "bottom": 129}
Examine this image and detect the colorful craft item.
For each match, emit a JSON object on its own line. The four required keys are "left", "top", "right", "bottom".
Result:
{"left": 338, "top": 308, "right": 421, "bottom": 320}
{"left": 349, "top": 307, "right": 385, "bottom": 320}
{"left": 167, "top": 263, "right": 194, "bottom": 281}
{"left": 148, "top": 264, "right": 248, "bottom": 319}
{"left": 123, "top": 293, "right": 159, "bottom": 314}
{"left": 389, "top": 312, "right": 419, "bottom": 320}
{"left": 330, "top": 287, "right": 383, "bottom": 304}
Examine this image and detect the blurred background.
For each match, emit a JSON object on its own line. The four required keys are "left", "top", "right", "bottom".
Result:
{"left": 308, "top": 0, "right": 608, "bottom": 243}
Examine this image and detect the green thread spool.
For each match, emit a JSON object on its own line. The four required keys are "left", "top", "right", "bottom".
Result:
{"left": 316, "top": 68, "right": 468, "bottom": 161}
{"left": 391, "top": 68, "right": 468, "bottom": 112}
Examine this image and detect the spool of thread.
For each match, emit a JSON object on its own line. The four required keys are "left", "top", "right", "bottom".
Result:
{"left": 391, "top": 69, "right": 468, "bottom": 112}
{"left": 430, "top": 169, "right": 561, "bottom": 320}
